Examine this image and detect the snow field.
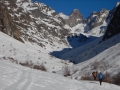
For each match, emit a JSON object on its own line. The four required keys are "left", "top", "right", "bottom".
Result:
{"left": 0, "top": 31, "right": 71, "bottom": 72}
{"left": 0, "top": 60, "right": 120, "bottom": 90}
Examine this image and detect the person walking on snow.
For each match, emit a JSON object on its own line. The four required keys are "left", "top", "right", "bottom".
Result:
{"left": 92, "top": 71, "right": 97, "bottom": 80}
{"left": 98, "top": 72, "right": 103, "bottom": 85}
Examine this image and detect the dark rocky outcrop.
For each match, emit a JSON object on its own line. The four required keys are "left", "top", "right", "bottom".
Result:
{"left": 102, "top": 3, "right": 120, "bottom": 41}
{"left": 0, "top": 3, "right": 23, "bottom": 42}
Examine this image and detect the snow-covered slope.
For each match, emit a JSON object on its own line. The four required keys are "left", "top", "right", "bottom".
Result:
{"left": 59, "top": 33, "right": 120, "bottom": 79}
{"left": 61, "top": 36, "right": 102, "bottom": 62}
{"left": 0, "top": 60, "right": 120, "bottom": 90}
{"left": 0, "top": 1, "right": 120, "bottom": 89}
{"left": 56, "top": 2, "right": 120, "bottom": 80}
{"left": 62, "top": 32, "right": 120, "bottom": 64}
{"left": 0, "top": 31, "right": 72, "bottom": 72}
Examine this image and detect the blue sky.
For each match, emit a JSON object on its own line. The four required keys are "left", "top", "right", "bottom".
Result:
{"left": 32, "top": 0, "right": 119, "bottom": 18}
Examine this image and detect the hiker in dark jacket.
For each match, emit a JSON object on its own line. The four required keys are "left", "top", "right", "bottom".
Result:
{"left": 92, "top": 71, "right": 97, "bottom": 80}
{"left": 98, "top": 72, "right": 103, "bottom": 85}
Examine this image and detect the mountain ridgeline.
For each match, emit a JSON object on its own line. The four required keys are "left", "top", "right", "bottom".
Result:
{"left": 0, "top": 0, "right": 120, "bottom": 53}
{"left": 63, "top": 8, "right": 109, "bottom": 30}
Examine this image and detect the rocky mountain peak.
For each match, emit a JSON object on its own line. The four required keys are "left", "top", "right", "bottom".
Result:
{"left": 100, "top": 8, "right": 109, "bottom": 14}
{"left": 60, "top": 7, "right": 109, "bottom": 35}
{"left": 70, "top": 9, "right": 82, "bottom": 17}
{"left": 64, "top": 9, "right": 84, "bottom": 27}
{"left": 116, "top": 2, "right": 120, "bottom": 7}
{"left": 86, "top": 8, "right": 109, "bottom": 30}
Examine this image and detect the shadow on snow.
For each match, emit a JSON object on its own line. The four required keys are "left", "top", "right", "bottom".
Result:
{"left": 50, "top": 34, "right": 98, "bottom": 64}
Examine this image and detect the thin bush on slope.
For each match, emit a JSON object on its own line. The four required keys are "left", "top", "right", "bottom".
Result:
{"left": 112, "top": 72, "right": 120, "bottom": 86}
{"left": 20, "top": 61, "right": 47, "bottom": 71}
{"left": 64, "top": 66, "right": 71, "bottom": 77}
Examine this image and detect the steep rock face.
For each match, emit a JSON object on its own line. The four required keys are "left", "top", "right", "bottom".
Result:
{"left": 1, "top": 0, "right": 70, "bottom": 50}
{"left": 86, "top": 8, "right": 109, "bottom": 30}
{"left": 64, "top": 9, "right": 84, "bottom": 27}
{"left": 0, "top": 3, "right": 23, "bottom": 42}
{"left": 102, "top": 3, "right": 120, "bottom": 41}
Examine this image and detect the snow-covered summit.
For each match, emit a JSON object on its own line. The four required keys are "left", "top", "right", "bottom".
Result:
{"left": 59, "top": 7, "right": 110, "bottom": 37}
{"left": 59, "top": 13, "right": 69, "bottom": 19}
{"left": 16, "top": 0, "right": 32, "bottom": 3}
{"left": 116, "top": 2, "right": 120, "bottom": 7}
{"left": 65, "top": 9, "right": 84, "bottom": 27}
{"left": 86, "top": 8, "right": 109, "bottom": 30}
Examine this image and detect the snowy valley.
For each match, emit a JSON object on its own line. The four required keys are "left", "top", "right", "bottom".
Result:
{"left": 0, "top": 0, "right": 120, "bottom": 90}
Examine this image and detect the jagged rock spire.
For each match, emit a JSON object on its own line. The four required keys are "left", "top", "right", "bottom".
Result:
{"left": 64, "top": 9, "right": 84, "bottom": 27}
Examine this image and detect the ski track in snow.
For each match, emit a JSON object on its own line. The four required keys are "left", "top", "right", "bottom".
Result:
{"left": 0, "top": 60, "right": 120, "bottom": 90}
{"left": 4, "top": 70, "right": 32, "bottom": 90}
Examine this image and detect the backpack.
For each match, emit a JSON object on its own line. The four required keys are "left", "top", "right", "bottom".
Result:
{"left": 98, "top": 73, "right": 103, "bottom": 79}
{"left": 93, "top": 72, "right": 97, "bottom": 77}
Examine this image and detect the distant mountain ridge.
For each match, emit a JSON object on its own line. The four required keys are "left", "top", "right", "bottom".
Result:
{"left": 0, "top": 0, "right": 119, "bottom": 52}
{"left": 60, "top": 8, "right": 109, "bottom": 36}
